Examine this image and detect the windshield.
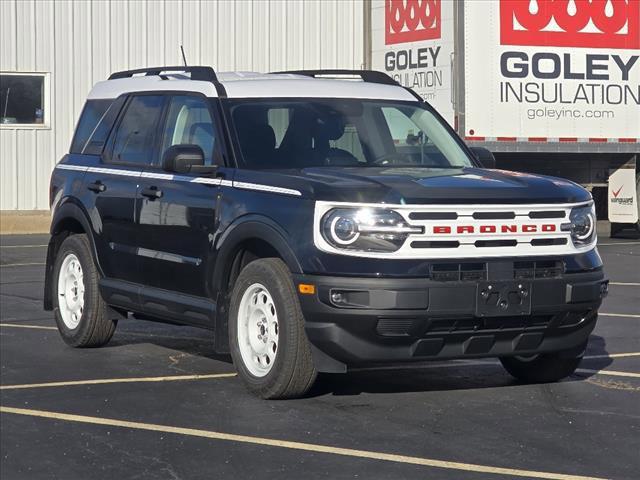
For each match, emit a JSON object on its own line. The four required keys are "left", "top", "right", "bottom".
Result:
{"left": 228, "top": 99, "right": 474, "bottom": 170}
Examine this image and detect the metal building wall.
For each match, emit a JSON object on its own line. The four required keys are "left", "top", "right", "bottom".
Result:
{"left": 0, "top": 0, "right": 365, "bottom": 211}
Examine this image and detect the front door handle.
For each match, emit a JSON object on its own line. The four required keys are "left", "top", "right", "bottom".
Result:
{"left": 141, "top": 186, "right": 163, "bottom": 199}
{"left": 87, "top": 181, "right": 106, "bottom": 193}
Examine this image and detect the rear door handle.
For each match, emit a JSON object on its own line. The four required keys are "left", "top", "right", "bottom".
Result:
{"left": 141, "top": 186, "right": 163, "bottom": 199}
{"left": 87, "top": 181, "right": 106, "bottom": 193}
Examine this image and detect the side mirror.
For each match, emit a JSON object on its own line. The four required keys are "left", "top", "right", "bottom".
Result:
{"left": 470, "top": 147, "right": 496, "bottom": 169}
{"left": 162, "top": 144, "right": 205, "bottom": 174}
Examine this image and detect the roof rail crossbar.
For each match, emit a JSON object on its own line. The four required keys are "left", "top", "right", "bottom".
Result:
{"left": 108, "top": 66, "right": 218, "bottom": 83}
{"left": 273, "top": 69, "right": 399, "bottom": 86}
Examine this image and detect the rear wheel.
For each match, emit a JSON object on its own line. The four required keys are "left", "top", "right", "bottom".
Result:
{"left": 229, "top": 258, "right": 317, "bottom": 399}
{"left": 53, "top": 234, "right": 118, "bottom": 347}
{"left": 500, "top": 348, "right": 583, "bottom": 383}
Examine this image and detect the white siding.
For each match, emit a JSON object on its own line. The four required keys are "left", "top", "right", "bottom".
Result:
{"left": 0, "top": 0, "right": 365, "bottom": 211}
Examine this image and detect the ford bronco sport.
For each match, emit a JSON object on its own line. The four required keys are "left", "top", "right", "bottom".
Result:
{"left": 45, "top": 67, "right": 608, "bottom": 399}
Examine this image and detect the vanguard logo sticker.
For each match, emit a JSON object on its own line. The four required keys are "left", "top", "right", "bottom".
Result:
{"left": 500, "top": 0, "right": 640, "bottom": 49}
{"left": 385, "top": 0, "right": 441, "bottom": 45}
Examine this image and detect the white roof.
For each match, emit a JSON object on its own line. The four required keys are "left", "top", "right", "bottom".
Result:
{"left": 87, "top": 71, "right": 416, "bottom": 102}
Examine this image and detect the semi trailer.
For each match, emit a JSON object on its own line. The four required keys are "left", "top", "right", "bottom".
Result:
{"left": 371, "top": 0, "right": 640, "bottom": 234}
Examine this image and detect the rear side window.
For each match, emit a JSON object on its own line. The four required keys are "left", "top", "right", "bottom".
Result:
{"left": 109, "top": 95, "right": 164, "bottom": 165}
{"left": 69, "top": 100, "right": 112, "bottom": 154}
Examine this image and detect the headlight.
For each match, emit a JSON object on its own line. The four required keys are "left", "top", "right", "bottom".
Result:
{"left": 321, "top": 208, "right": 422, "bottom": 252}
{"left": 561, "top": 203, "right": 596, "bottom": 246}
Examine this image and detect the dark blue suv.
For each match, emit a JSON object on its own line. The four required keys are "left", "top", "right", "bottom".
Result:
{"left": 45, "top": 67, "right": 607, "bottom": 398}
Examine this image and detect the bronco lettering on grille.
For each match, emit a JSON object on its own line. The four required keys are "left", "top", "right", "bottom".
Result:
{"left": 385, "top": 0, "right": 441, "bottom": 45}
{"left": 499, "top": 0, "right": 640, "bottom": 49}
{"left": 433, "top": 224, "right": 557, "bottom": 234}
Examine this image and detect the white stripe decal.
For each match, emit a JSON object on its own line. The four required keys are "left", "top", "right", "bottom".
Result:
{"left": 233, "top": 181, "right": 302, "bottom": 196}
{"left": 55, "top": 165, "right": 301, "bottom": 196}
{"left": 56, "top": 164, "right": 88, "bottom": 172}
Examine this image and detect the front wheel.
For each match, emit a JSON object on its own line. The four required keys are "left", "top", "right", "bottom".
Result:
{"left": 229, "top": 258, "right": 317, "bottom": 399}
{"left": 500, "top": 348, "right": 584, "bottom": 383}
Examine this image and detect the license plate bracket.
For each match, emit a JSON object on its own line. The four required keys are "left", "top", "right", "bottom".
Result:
{"left": 476, "top": 281, "right": 532, "bottom": 317}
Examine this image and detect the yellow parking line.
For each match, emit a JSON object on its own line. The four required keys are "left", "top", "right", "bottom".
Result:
{"left": 599, "top": 312, "right": 640, "bottom": 318}
{"left": 608, "top": 282, "right": 640, "bottom": 286}
{"left": 584, "top": 352, "right": 640, "bottom": 359}
{"left": 0, "top": 262, "right": 46, "bottom": 267}
{"left": 0, "top": 244, "right": 47, "bottom": 248}
{"left": 597, "top": 241, "right": 639, "bottom": 246}
{"left": 0, "top": 373, "right": 236, "bottom": 390}
{"left": 0, "top": 406, "right": 606, "bottom": 480}
{"left": 0, "top": 323, "right": 56, "bottom": 330}
{"left": 575, "top": 369, "right": 640, "bottom": 379}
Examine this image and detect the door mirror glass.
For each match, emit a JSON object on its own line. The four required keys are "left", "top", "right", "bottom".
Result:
{"left": 162, "top": 144, "right": 205, "bottom": 173}
{"left": 469, "top": 147, "right": 496, "bottom": 169}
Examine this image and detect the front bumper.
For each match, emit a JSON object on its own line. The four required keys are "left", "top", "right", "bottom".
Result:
{"left": 294, "top": 269, "right": 607, "bottom": 372}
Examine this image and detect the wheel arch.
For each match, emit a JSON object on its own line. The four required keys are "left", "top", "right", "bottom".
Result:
{"left": 211, "top": 216, "right": 302, "bottom": 353}
{"left": 44, "top": 201, "right": 99, "bottom": 310}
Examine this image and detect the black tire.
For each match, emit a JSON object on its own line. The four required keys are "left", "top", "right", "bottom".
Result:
{"left": 500, "top": 349, "right": 583, "bottom": 383}
{"left": 52, "top": 234, "right": 118, "bottom": 347}
{"left": 229, "top": 258, "right": 317, "bottom": 399}
{"left": 610, "top": 222, "right": 625, "bottom": 238}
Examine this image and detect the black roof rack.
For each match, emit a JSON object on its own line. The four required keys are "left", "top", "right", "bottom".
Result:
{"left": 107, "top": 66, "right": 227, "bottom": 97}
{"left": 273, "top": 69, "right": 399, "bottom": 86}
{"left": 109, "top": 66, "right": 218, "bottom": 82}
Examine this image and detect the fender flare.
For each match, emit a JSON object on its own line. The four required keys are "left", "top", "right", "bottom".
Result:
{"left": 44, "top": 201, "right": 101, "bottom": 310}
{"left": 211, "top": 215, "right": 302, "bottom": 353}
{"left": 212, "top": 215, "right": 302, "bottom": 295}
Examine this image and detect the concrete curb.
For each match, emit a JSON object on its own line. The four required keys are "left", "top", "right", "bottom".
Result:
{"left": 0, "top": 211, "right": 51, "bottom": 235}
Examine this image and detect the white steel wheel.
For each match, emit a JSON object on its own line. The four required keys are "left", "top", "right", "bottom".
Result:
{"left": 237, "top": 283, "right": 279, "bottom": 377}
{"left": 56, "top": 253, "right": 85, "bottom": 329}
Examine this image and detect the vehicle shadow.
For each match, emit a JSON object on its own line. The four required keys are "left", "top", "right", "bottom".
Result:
{"left": 107, "top": 318, "right": 233, "bottom": 364}
{"left": 106, "top": 319, "right": 613, "bottom": 397}
{"left": 308, "top": 334, "right": 613, "bottom": 397}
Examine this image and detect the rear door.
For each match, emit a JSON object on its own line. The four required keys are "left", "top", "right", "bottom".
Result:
{"left": 136, "top": 94, "right": 228, "bottom": 302}
{"left": 87, "top": 94, "right": 166, "bottom": 282}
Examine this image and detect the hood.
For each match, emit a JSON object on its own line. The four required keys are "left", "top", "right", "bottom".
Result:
{"left": 280, "top": 166, "right": 591, "bottom": 205}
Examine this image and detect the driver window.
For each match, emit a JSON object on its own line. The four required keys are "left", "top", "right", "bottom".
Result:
{"left": 162, "top": 96, "right": 216, "bottom": 165}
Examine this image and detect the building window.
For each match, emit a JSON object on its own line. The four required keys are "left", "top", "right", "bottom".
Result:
{"left": 0, "top": 72, "right": 49, "bottom": 127}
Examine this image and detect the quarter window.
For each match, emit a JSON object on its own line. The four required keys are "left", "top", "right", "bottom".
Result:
{"left": 70, "top": 100, "right": 113, "bottom": 154}
{"left": 0, "top": 73, "right": 48, "bottom": 126}
{"left": 162, "top": 96, "right": 216, "bottom": 165}
{"left": 110, "top": 95, "right": 164, "bottom": 165}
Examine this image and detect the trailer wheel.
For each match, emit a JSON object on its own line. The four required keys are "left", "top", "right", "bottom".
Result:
{"left": 610, "top": 222, "right": 625, "bottom": 238}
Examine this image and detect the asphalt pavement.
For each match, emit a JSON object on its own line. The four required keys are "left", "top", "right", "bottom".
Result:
{"left": 1, "top": 233, "right": 638, "bottom": 480}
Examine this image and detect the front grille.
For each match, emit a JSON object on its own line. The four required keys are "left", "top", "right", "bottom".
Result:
{"left": 411, "top": 240, "right": 460, "bottom": 249}
{"left": 529, "top": 210, "right": 566, "bottom": 219}
{"left": 376, "top": 318, "right": 416, "bottom": 336}
{"left": 409, "top": 211, "right": 458, "bottom": 220}
{"left": 430, "top": 263, "right": 487, "bottom": 282}
{"left": 426, "top": 315, "right": 553, "bottom": 333}
{"left": 475, "top": 239, "right": 517, "bottom": 248}
{"left": 472, "top": 211, "right": 515, "bottom": 219}
{"left": 399, "top": 204, "right": 575, "bottom": 258}
{"left": 531, "top": 238, "right": 567, "bottom": 246}
{"left": 513, "top": 260, "right": 564, "bottom": 279}
{"left": 429, "top": 260, "right": 564, "bottom": 282}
